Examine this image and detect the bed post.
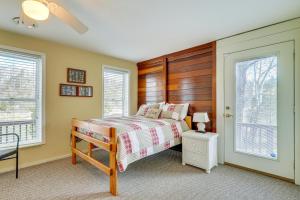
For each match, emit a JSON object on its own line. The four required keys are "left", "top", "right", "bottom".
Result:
{"left": 109, "top": 128, "right": 118, "bottom": 196}
{"left": 88, "top": 143, "right": 94, "bottom": 156}
{"left": 71, "top": 119, "right": 77, "bottom": 165}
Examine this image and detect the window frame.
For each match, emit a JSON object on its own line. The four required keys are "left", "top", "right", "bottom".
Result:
{"left": 101, "top": 65, "right": 130, "bottom": 118}
{"left": 0, "top": 45, "right": 46, "bottom": 149}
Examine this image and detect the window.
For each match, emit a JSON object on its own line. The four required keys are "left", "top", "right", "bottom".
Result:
{"left": 235, "top": 56, "right": 278, "bottom": 159}
{"left": 103, "top": 66, "right": 129, "bottom": 117}
{"left": 0, "top": 48, "right": 44, "bottom": 148}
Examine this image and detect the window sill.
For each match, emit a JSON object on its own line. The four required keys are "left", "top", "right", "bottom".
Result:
{"left": 0, "top": 140, "right": 45, "bottom": 150}
{"left": 19, "top": 141, "right": 45, "bottom": 149}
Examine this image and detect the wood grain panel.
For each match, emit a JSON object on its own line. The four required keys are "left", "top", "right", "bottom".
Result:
{"left": 168, "top": 68, "right": 212, "bottom": 80}
{"left": 168, "top": 80, "right": 212, "bottom": 90}
{"left": 168, "top": 54, "right": 212, "bottom": 68}
{"left": 138, "top": 87, "right": 164, "bottom": 92}
{"left": 168, "top": 88, "right": 212, "bottom": 96}
{"left": 167, "top": 42, "right": 216, "bottom": 131}
{"left": 138, "top": 96, "right": 165, "bottom": 103}
{"left": 137, "top": 57, "right": 166, "bottom": 107}
{"left": 211, "top": 42, "right": 217, "bottom": 132}
{"left": 138, "top": 72, "right": 163, "bottom": 81}
{"left": 138, "top": 66, "right": 163, "bottom": 75}
{"left": 137, "top": 41, "right": 216, "bottom": 132}
{"left": 168, "top": 61, "right": 212, "bottom": 74}
{"left": 168, "top": 75, "right": 211, "bottom": 84}
{"left": 138, "top": 80, "right": 163, "bottom": 88}
{"left": 138, "top": 90, "right": 165, "bottom": 97}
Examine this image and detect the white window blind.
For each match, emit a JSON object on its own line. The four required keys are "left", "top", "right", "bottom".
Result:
{"left": 103, "top": 67, "right": 129, "bottom": 117}
{"left": 235, "top": 56, "right": 278, "bottom": 159}
{"left": 0, "top": 48, "right": 43, "bottom": 148}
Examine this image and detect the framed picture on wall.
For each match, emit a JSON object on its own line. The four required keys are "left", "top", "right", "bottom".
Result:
{"left": 67, "top": 68, "right": 86, "bottom": 84}
{"left": 60, "top": 84, "right": 77, "bottom": 96}
{"left": 78, "top": 86, "right": 93, "bottom": 97}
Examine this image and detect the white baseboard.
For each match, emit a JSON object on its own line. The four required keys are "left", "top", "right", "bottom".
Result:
{"left": 0, "top": 153, "right": 71, "bottom": 174}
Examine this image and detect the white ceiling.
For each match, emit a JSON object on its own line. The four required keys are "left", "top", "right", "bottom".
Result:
{"left": 0, "top": 0, "right": 300, "bottom": 62}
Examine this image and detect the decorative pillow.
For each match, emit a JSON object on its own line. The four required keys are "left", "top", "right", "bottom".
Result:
{"left": 158, "top": 102, "right": 165, "bottom": 109}
{"left": 144, "top": 108, "right": 162, "bottom": 119}
{"left": 161, "top": 103, "right": 184, "bottom": 120}
{"left": 179, "top": 103, "right": 189, "bottom": 120}
{"left": 136, "top": 103, "right": 160, "bottom": 116}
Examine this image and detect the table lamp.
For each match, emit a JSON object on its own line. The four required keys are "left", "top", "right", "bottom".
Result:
{"left": 193, "top": 112, "right": 210, "bottom": 133}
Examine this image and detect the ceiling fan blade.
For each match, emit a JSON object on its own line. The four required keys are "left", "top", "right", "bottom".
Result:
{"left": 47, "top": 2, "right": 88, "bottom": 34}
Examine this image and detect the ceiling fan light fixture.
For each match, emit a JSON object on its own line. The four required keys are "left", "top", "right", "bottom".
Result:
{"left": 22, "top": 0, "right": 49, "bottom": 21}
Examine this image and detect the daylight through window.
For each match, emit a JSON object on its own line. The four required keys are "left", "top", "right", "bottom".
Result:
{"left": 103, "top": 67, "right": 129, "bottom": 117}
{"left": 0, "top": 49, "right": 43, "bottom": 148}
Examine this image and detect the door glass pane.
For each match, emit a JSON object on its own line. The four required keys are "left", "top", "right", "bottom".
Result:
{"left": 235, "top": 56, "right": 278, "bottom": 159}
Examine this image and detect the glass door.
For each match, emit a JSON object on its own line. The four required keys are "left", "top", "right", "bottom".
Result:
{"left": 224, "top": 41, "right": 295, "bottom": 180}
{"left": 235, "top": 56, "right": 278, "bottom": 160}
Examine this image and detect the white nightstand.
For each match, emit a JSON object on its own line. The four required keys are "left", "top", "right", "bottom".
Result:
{"left": 182, "top": 130, "right": 218, "bottom": 173}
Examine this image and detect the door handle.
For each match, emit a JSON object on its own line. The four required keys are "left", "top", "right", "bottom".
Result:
{"left": 223, "top": 113, "right": 233, "bottom": 118}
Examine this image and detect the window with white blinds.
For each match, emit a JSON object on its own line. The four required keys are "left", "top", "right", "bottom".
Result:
{"left": 103, "top": 67, "right": 129, "bottom": 117}
{"left": 235, "top": 56, "right": 278, "bottom": 159}
{"left": 0, "top": 48, "right": 44, "bottom": 148}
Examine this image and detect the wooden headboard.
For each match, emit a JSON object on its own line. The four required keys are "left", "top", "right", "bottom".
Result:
{"left": 137, "top": 41, "right": 216, "bottom": 132}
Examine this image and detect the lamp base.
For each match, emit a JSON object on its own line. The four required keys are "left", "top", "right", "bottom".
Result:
{"left": 196, "top": 130, "right": 206, "bottom": 133}
{"left": 196, "top": 122, "right": 206, "bottom": 133}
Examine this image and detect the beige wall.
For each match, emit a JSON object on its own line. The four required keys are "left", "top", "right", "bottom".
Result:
{"left": 0, "top": 29, "right": 137, "bottom": 172}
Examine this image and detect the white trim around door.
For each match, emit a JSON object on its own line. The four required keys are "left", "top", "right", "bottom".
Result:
{"left": 216, "top": 18, "right": 300, "bottom": 184}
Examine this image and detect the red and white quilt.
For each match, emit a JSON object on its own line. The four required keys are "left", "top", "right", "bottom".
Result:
{"left": 82, "top": 116, "right": 190, "bottom": 172}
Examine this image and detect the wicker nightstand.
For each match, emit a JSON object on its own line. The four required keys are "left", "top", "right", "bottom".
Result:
{"left": 182, "top": 130, "right": 218, "bottom": 173}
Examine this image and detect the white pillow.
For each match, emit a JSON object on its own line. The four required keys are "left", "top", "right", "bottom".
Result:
{"left": 158, "top": 101, "right": 165, "bottom": 109}
{"left": 180, "top": 103, "right": 189, "bottom": 120}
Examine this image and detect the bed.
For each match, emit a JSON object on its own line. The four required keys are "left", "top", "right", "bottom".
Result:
{"left": 71, "top": 115, "right": 192, "bottom": 196}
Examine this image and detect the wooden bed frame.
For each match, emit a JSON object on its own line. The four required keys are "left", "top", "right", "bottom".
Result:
{"left": 71, "top": 116, "right": 192, "bottom": 196}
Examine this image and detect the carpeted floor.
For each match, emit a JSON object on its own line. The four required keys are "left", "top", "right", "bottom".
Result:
{"left": 0, "top": 149, "right": 299, "bottom": 200}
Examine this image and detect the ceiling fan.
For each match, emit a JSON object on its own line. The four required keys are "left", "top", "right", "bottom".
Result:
{"left": 14, "top": 0, "right": 88, "bottom": 34}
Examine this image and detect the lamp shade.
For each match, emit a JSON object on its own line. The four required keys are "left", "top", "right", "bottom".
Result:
{"left": 193, "top": 112, "right": 209, "bottom": 123}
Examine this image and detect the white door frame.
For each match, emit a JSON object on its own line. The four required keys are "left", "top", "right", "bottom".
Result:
{"left": 216, "top": 18, "right": 300, "bottom": 184}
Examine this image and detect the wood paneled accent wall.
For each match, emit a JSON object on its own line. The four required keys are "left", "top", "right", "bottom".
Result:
{"left": 138, "top": 57, "right": 167, "bottom": 106}
{"left": 137, "top": 42, "right": 216, "bottom": 132}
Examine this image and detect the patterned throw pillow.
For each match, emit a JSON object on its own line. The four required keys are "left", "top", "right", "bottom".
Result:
{"left": 161, "top": 103, "right": 184, "bottom": 120}
{"left": 144, "top": 108, "right": 162, "bottom": 119}
{"left": 136, "top": 104, "right": 160, "bottom": 116}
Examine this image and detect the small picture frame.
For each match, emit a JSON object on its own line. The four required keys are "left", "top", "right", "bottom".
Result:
{"left": 60, "top": 84, "right": 77, "bottom": 96}
{"left": 78, "top": 86, "right": 93, "bottom": 97}
{"left": 67, "top": 68, "right": 86, "bottom": 84}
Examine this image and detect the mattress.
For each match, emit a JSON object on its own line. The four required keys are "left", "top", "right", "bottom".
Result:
{"left": 81, "top": 116, "right": 190, "bottom": 172}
